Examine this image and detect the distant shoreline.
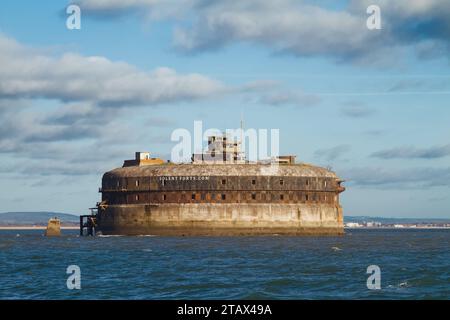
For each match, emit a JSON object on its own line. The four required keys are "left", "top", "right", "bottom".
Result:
{"left": 0, "top": 226, "right": 448, "bottom": 231}
{"left": 0, "top": 226, "right": 79, "bottom": 230}
{"left": 345, "top": 226, "right": 450, "bottom": 230}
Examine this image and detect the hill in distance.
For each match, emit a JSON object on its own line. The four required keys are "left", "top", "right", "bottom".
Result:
{"left": 345, "top": 216, "right": 450, "bottom": 224}
{"left": 1, "top": 212, "right": 448, "bottom": 226}
{"left": 0, "top": 212, "right": 79, "bottom": 226}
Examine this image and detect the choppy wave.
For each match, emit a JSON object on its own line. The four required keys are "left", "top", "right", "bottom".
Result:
{"left": 0, "top": 229, "right": 449, "bottom": 299}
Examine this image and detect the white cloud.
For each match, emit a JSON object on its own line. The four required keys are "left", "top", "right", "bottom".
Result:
{"left": 173, "top": 1, "right": 373, "bottom": 58}
{"left": 74, "top": 0, "right": 450, "bottom": 64}
{"left": 315, "top": 145, "right": 352, "bottom": 162}
{"left": 342, "top": 166, "right": 450, "bottom": 188}
{"left": 73, "top": 0, "right": 193, "bottom": 19}
{"left": 340, "top": 104, "right": 376, "bottom": 118}
{"left": 0, "top": 32, "right": 322, "bottom": 180}
{"left": 77, "top": 0, "right": 159, "bottom": 11}
{"left": 0, "top": 33, "right": 225, "bottom": 107}
{"left": 371, "top": 144, "right": 450, "bottom": 160}
{"left": 238, "top": 79, "right": 320, "bottom": 107}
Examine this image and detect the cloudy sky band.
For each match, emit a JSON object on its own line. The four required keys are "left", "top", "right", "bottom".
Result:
{"left": 0, "top": 1, "right": 449, "bottom": 217}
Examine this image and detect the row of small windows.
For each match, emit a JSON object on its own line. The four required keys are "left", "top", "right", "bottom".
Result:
{"left": 219, "top": 179, "right": 286, "bottom": 185}
{"left": 117, "top": 178, "right": 330, "bottom": 188}
{"left": 190, "top": 193, "right": 227, "bottom": 200}
{"left": 120, "top": 192, "right": 338, "bottom": 204}
{"left": 135, "top": 194, "right": 288, "bottom": 201}
{"left": 135, "top": 193, "right": 229, "bottom": 201}
{"left": 210, "top": 179, "right": 286, "bottom": 186}
{"left": 149, "top": 193, "right": 331, "bottom": 201}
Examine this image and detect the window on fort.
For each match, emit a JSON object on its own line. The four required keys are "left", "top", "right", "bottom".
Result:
{"left": 192, "top": 193, "right": 196, "bottom": 200}
{"left": 252, "top": 179, "right": 256, "bottom": 185}
{"left": 306, "top": 179, "right": 309, "bottom": 186}
{"left": 305, "top": 194, "right": 309, "bottom": 201}
{"left": 116, "top": 180, "right": 120, "bottom": 187}
{"left": 252, "top": 193, "right": 256, "bottom": 200}
{"left": 135, "top": 195, "right": 139, "bottom": 201}
{"left": 135, "top": 180, "right": 139, "bottom": 187}
{"left": 211, "top": 194, "right": 215, "bottom": 200}
{"left": 162, "top": 180, "right": 165, "bottom": 186}
{"left": 280, "top": 194, "right": 284, "bottom": 200}
{"left": 201, "top": 193, "right": 206, "bottom": 201}
{"left": 221, "top": 194, "right": 226, "bottom": 200}
{"left": 324, "top": 180, "right": 327, "bottom": 187}
{"left": 163, "top": 194, "right": 167, "bottom": 201}
{"left": 222, "top": 179, "right": 226, "bottom": 185}
{"left": 280, "top": 179, "right": 284, "bottom": 185}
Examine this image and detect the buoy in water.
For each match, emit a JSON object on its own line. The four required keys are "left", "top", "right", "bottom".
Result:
{"left": 45, "top": 217, "right": 61, "bottom": 236}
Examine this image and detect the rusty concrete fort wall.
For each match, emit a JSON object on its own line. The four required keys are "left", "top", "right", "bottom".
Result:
{"left": 96, "top": 163, "right": 345, "bottom": 236}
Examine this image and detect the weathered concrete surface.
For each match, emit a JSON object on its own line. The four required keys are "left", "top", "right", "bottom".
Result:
{"left": 107, "top": 163, "right": 339, "bottom": 178}
{"left": 45, "top": 218, "right": 61, "bottom": 236}
{"left": 97, "top": 162, "right": 345, "bottom": 236}
{"left": 97, "top": 203, "right": 344, "bottom": 236}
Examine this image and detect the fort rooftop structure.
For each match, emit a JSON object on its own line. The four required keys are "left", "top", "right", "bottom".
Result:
{"left": 93, "top": 134, "right": 345, "bottom": 236}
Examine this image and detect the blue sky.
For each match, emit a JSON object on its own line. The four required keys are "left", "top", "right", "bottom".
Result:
{"left": 0, "top": 0, "right": 450, "bottom": 218}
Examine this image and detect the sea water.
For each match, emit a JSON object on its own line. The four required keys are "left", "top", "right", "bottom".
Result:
{"left": 0, "top": 229, "right": 448, "bottom": 299}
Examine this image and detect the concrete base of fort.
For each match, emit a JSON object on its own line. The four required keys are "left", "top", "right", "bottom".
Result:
{"left": 97, "top": 203, "right": 344, "bottom": 236}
